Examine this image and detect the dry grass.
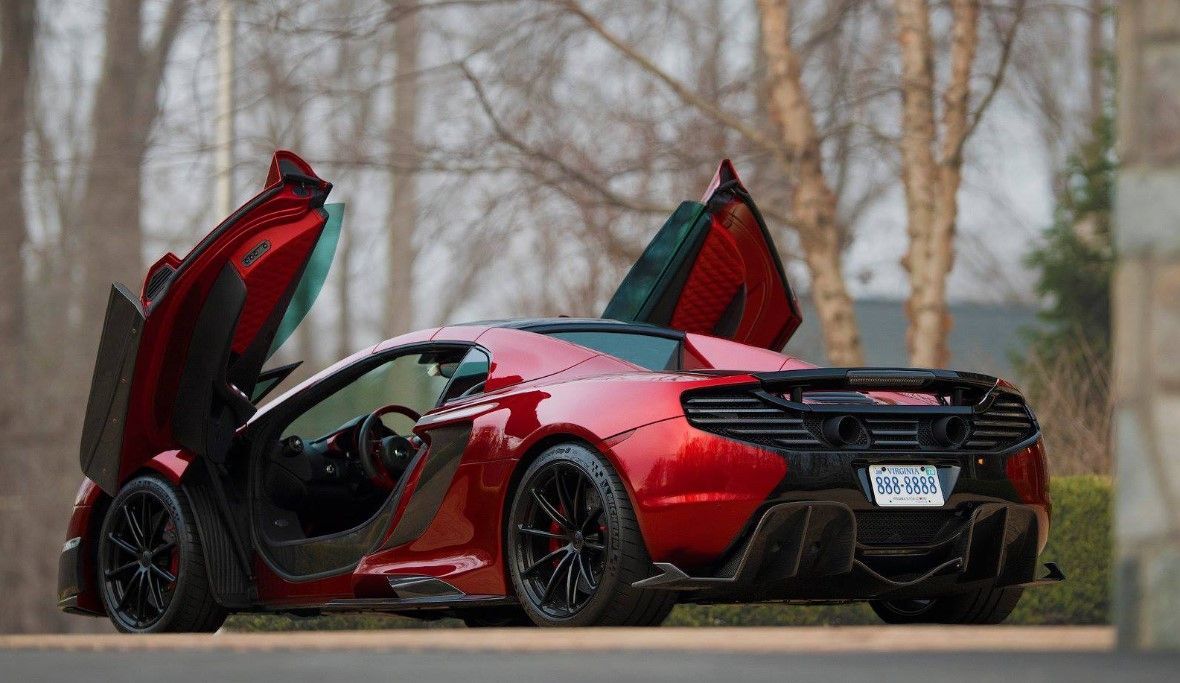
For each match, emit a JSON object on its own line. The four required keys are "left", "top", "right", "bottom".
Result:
{"left": 1018, "top": 339, "right": 1111, "bottom": 476}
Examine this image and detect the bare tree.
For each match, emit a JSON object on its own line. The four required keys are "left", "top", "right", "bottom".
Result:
{"left": 0, "top": 0, "right": 36, "bottom": 423}
{"left": 453, "top": 0, "right": 870, "bottom": 363}
{"left": 76, "top": 0, "right": 188, "bottom": 344}
{"left": 894, "top": 0, "right": 1023, "bottom": 366}
{"left": 386, "top": 0, "right": 420, "bottom": 336}
{"left": 1087, "top": 0, "right": 1105, "bottom": 124}
{"left": 757, "top": 0, "right": 863, "bottom": 364}
{"left": 0, "top": 0, "right": 40, "bottom": 635}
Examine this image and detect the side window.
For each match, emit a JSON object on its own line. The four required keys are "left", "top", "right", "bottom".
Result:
{"left": 601, "top": 202, "right": 707, "bottom": 323}
{"left": 547, "top": 331, "right": 680, "bottom": 371}
{"left": 439, "top": 348, "right": 491, "bottom": 404}
{"left": 282, "top": 350, "right": 456, "bottom": 440}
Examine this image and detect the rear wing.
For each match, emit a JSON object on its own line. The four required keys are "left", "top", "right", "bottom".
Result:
{"left": 751, "top": 368, "right": 1004, "bottom": 407}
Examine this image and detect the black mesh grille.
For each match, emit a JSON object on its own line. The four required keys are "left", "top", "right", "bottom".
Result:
{"left": 855, "top": 510, "right": 964, "bottom": 546}
{"left": 682, "top": 390, "right": 1036, "bottom": 453}
{"left": 684, "top": 395, "right": 815, "bottom": 448}
{"left": 965, "top": 395, "right": 1037, "bottom": 450}
{"left": 144, "top": 264, "right": 174, "bottom": 301}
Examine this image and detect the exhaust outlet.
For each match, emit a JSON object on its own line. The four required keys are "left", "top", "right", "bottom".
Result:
{"left": 822, "top": 415, "right": 868, "bottom": 448}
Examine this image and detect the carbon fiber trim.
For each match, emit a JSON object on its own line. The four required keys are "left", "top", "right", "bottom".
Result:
{"left": 78, "top": 284, "right": 146, "bottom": 493}
{"left": 382, "top": 424, "right": 473, "bottom": 549}
{"left": 183, "top": 469, "right": 254, "bottom": 608}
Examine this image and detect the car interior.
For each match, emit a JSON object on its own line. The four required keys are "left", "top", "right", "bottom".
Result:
{"left": 245, "top": 345, "right": 489, "bottom": 578}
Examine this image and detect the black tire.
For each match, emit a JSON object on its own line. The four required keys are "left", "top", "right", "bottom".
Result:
{"left": 506, "top": 443, "right": 676, "bottom": 627}
{"left": 870, "top": 584, "right": 1024, "bottom": 624}
{"left": 460, "top": 606, "right": 535, "bottom": 628}
{"left": 97, "top": 474, "right": 227, "bottom": 633}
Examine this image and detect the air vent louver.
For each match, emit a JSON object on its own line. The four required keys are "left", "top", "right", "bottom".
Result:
{"left": 683, "top": 390, "right": 1036, "bottom": 453}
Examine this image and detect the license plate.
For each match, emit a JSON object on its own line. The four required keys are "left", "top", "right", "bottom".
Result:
{"left": 869, "top": 464, "right": 944, "bottom": 507}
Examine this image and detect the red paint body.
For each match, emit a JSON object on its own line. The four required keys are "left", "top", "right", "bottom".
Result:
{"left": 63, "top": 324, "right": 1052, "bottom": 613}
{"left": 110, "top": 152, "right": 332, "bottom": 487}
{"left": 60, "top": 152, "right": 1052, "bottom": 619}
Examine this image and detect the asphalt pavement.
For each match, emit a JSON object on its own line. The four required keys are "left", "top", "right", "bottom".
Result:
{"left": 3, "top": 626, "right": 1176, "bottom": 683}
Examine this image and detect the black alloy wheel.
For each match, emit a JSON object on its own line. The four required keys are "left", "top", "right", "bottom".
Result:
{"left": 870, "top": 583, "right": 1024, "bottom": 624}
{"left": 513, "top": 461, "right": 606, "bottom": 619}
{"left": 97, "top": 475, "right": 226, "bottom": 633}
{"left": 873, "top": 598, "right": 934, "bottom": 619}
{"left": 507, "top": 443, "right": 676, "bottom": 627}
{"left": 101, "top": 489, "right": 179, "bottom": 629}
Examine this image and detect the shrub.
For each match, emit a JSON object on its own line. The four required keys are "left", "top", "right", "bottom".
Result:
{"left": 1007, "top": 475, "right": 1110, "bottom": 624}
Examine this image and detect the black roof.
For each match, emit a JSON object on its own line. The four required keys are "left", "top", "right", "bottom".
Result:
{"left": 456, "top": 317, "right": 684, "bottom": 339}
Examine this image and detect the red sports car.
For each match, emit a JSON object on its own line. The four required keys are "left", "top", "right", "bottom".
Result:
{"left": 59, "top": 151, "right": 1059, "bottom": 632}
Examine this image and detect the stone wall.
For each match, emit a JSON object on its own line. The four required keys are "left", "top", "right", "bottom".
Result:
{"left": 1113, "top": 0, "right": 1180, "bottom": 651}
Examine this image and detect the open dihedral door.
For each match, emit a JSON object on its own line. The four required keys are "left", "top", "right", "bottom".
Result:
{"left": 80, "top": 151, "right": 341, "bottom": 493}
{"left": 602, "top": 160, "right": 802, "bottom": 350}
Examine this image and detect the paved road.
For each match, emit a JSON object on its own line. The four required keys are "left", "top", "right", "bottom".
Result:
{"left": 4, "top": 648, "right": 1177, "bottom": 683}
{"left": 4, "top": 627, "right": 1175, "bottom": 683}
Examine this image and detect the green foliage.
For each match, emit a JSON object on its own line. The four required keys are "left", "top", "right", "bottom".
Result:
{"left": 225, "top": 476, "right": 1111, "bottom": 630}
{"left": 226, "top": 612, "right": 463, "bottom": 631}
{"left": 1018, "top": 114, "right": 1116, "bottom": 385}
{"left": 1007, "top": 475, "right": 1111, "bottom": 624}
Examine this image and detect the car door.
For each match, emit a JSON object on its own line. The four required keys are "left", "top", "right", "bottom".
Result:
{"left": 80, "top": 151, "right": 342, "bottom": 492}
{"left": 601, "top": 160, "right": 802, "bottom": 350}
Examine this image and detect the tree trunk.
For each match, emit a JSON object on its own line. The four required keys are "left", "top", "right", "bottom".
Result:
{"left": 76, "top": 0, "right": 186, "bottom": 348}
{"left": 0, "top": 0, "right": 35, "bottom": 422}
{"left": 386, "top": 2, "right": 420, "bottom": 337}
{"left": 756, "top": 0, "right": 863, "bottom": 365}
{"left": 336, "top": 230, "right": 354, "bottom": 359}
{"left": 895, "top": 0, "right": 979, "bottom": 368}
{"left": 1088, "top": 0, "right": 1105, "bottom": 124}
{"left": 0, "top": 0, "right": 38, "bottom": 634}
{"left": 895, "top": 0, "right": 941, "bottom": 366}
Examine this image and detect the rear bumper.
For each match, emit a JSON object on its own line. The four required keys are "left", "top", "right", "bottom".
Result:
{"left": 607, "top": 415, "right": 1051, "bottom": 570}
{"left": 57, "top": 537, "right": 102, "bottom": 617}
{"left": 57, "top": 488, "right": 107, "bottom": 617}
{"left": 634, "top": 500, "right": 1061, "bottom": 602}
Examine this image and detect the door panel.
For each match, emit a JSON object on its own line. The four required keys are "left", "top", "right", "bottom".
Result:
{"left": 80, "top": 151, "right": 337, "bottom": 492}
{"left": 602, "top": 160, "right": 802, "bottom": 350}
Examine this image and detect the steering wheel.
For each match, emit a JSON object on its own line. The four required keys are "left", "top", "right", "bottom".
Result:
{"left": 356, "top": 404, "right": 422, "bottom": 488}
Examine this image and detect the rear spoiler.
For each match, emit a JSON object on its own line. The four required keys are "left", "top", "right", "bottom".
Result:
{"left": 752, "top": 368, "right": 1003, "bottom": 406}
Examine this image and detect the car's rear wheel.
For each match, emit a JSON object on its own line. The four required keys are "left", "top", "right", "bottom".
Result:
{"left": 506, "top": 443, "right": 676, "bottom": 627}
{"left": 97, "top": 475, "right": 226, "bottom": 633}
{"left": 870, "top": 584, "right": 1024, "bottom": 624}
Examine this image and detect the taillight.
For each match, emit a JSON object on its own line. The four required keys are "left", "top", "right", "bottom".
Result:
{"left": 1005, "top": 441, "right": 1051, "bottom": 510}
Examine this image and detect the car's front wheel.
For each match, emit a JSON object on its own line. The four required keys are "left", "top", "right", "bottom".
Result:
{"left": 506, "top": 443, "right": 676, "bottom": 627}
{"left": 97, "top": 474, "right": 226, "bottom": 633}
{"left": 870, "top": 584, "right": 1024, "bottom": 624}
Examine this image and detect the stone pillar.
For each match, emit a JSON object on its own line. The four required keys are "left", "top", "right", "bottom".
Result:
{"left": 1113, "top": 0, "right": 1180, "bottom": 651}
